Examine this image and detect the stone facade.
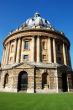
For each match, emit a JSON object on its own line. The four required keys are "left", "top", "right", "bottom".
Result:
{"left": 0, "top": 13, "right": 73, "bottom": 93}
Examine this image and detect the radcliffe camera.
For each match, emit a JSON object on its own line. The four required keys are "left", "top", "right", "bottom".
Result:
{"left": 0, "top": 13, "right": 73, "bottom": 93}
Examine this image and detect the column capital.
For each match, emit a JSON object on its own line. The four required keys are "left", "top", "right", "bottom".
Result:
{"left": 15, "top": 38, "right": 18, "bottom": 42}
{"left": 32, "top": 36, "right": 35, "bottom": 38}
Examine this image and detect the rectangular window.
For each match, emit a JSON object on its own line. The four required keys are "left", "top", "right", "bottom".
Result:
{"left": 58, "top": 57, "right": 62, "bottom": 64}
{"left": 57, "top": 44, "right": 61, "bottom": 52}
{"left": 24, "top": 41, "right": 29, "bottom": 50}
{"left": 23, "top": 55, "right": 29, "bottom": 60}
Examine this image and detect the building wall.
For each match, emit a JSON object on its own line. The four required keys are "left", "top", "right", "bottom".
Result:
{"left": 1, "top": 29, "right": 73, "bottom": 93}
{"left": 2, "top": 30, "right": 71, "bottom": 67}
{"left": 0, "top": 65, "right": 73, "bottom": 93}
{"left": 57, "top": 66, "right": 73, "bottom": 92}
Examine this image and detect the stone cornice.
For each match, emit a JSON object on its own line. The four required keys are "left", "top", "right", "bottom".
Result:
{"left": 3, "top": 28, "right": 70, "bottom": 47}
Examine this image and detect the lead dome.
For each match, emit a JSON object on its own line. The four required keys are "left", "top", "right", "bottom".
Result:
{"left": 19, "top": 12, "right": 54, "bottom": 30}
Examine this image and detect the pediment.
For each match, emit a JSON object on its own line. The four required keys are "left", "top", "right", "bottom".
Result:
{"left": 13, "top": 62, "right": 34, "bottom": 69}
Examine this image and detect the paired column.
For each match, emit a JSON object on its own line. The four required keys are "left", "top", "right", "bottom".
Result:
{"left": 4, "top": 46, "right": 8, "bottom": 65}
{"left": 6, "top": 42, "right": 10, "bottom": 64}
{"left": 13, "top": 39, "right": 17, "bottom": 63}
{"left": 63, "top": 43, "right": 67, "bottom": 65}
{"left": 32, "top": 36, "right": 35, "bottom": 62}
{"left": 16, "top": 38, "right": 21, "bottom": 63}
{"left": 48, "top": 38, "right": 52, "bottom": 63}
{"left": 36, "top": 37, "right": 56, "bottom": 63}
{"left": 2, "top": 47, "right": 5, "bottom": 65}
{"left": 53, "top": 39, "right": 56, "bottom": 63}
{"left": 37, "top": 36, "right": 40, "bottom": 62}
{"left": 21, "top": 38, "right": 24, "bottom": 62}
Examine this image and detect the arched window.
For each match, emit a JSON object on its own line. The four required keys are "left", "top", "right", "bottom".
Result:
{"left": 18, "top": 71, "right": 28, "bottom": 91}
{"left": 4, "top": 73, "right": 9, "bottom": 88}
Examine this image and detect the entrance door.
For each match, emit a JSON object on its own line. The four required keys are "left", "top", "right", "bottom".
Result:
{"left": 18, "top": 71, "right": 28, "bottom": 91}
{"left": 62, "top": 73, "right": 68, "bottom": 92}
{"left": 42, "top": 72, "right": 48, "bottom": 89}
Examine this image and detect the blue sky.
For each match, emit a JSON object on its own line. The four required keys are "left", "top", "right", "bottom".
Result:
{"left": 0, "top": 0, "right": 73, "bottom": 67}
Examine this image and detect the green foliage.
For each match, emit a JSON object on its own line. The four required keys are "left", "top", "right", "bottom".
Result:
{"left": 0, "top": 92, "right": 73, "bottom": 110}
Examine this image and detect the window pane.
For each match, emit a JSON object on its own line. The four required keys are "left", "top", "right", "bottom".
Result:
{"left": 23, "top": 55, "right": 28, "bottom": 60}
{"left": 24, "top": 41, "right": 29, "bottom": 49}
{"left": 58, "top": 57, "right": 62, "bottom": 64}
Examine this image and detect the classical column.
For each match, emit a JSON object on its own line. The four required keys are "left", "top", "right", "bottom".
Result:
{"left": 32, "top": 36, "right": 35, "bottom": 62}
{"left": 37, "top": 36, "right": 40, "bottom": 62}
{"left": 63, "top": 43, "right": 67, "bottom": 65}
{"left": 4, "top": 46, "right": 8, "bottom": 65}
{"left": 3, "top": 47, "right": 6, "bottom": 65}
{"left": 21, "top": 38, "right": 24, "bottom": 62}
{"left": 13, "top": 39, "right": 17, "bottom": 63}
{"left": 53, "top": 39, "right": 56, "bottom": 63}
{"left": 1, "top": 47, "right": 5, "bottom": 65}
{"left": 48, "top": 37, "right": 52, "bottom": 63}
{"left": 6, "top": 42, "right": 10, "bottom": 64}
{"left": 16, "top": 38, "right": 21, "bottom": 63}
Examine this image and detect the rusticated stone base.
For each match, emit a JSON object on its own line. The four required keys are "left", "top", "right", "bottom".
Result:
{"left": 0, "top": 62, "right": 73, "bottom": 93}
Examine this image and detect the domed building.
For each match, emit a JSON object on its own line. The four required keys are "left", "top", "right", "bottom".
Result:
{"left": 0, "top": 13, "right": 73, "bottom": 93}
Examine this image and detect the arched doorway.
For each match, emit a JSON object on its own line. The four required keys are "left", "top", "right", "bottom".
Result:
{"left": 18, "top": 71, "right": 28, "bottom": 91}
{"left": 42, "top": 72, "right": 48, "bottom": 89}
{"left": 62, "top": 73, "right": 68, "bottom": 92}
{"left": 4, "top": 73, "right": 9, "bottom": 88}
